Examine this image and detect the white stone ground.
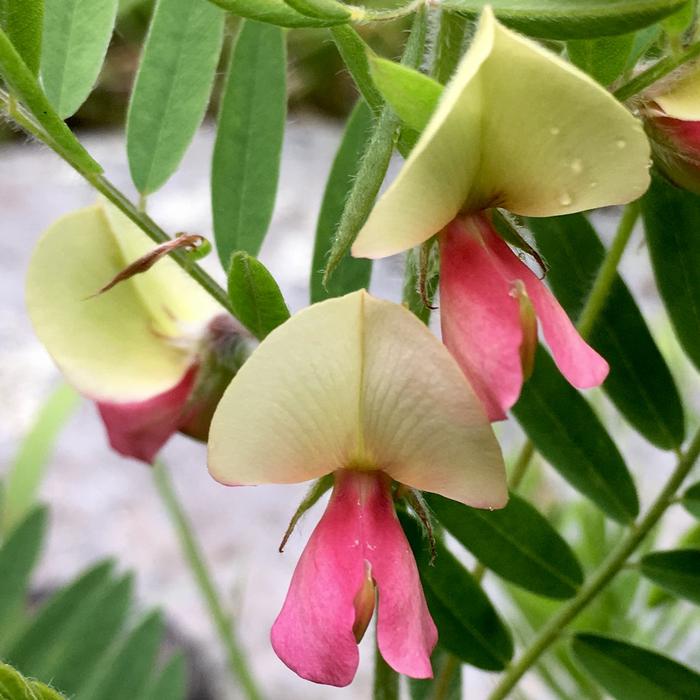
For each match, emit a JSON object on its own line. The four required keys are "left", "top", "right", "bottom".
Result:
{"left": 1, "top": 116, "right": 698, "bottom": 699}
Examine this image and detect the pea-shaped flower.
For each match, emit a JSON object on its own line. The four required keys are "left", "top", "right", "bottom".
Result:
{"left": 27, "top": 201, "right": 250, "bottom": 463}
{"left": 352, "top": 8, "right": 651, "bottom": 420}
{"left": 208, "top": 290, "right": 507, "bottom": 686}
{"left": 643, "top": 63, "right": 700, "bottom": 194}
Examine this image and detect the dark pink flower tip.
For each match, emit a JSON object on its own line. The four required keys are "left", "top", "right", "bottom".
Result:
{"left": 271, "top": 470, "right": 436, "bottom": 687}
{"left": 440, "top": 214, "right": 608, "bottom": 420}
{"left": 96, "top": 364, "right": 199, "bottom": 464}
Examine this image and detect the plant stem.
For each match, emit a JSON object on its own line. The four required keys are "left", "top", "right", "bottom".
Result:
{"left": 357, "top": 0, "right": 425, "bottom": 22}
{"left": 152, "top": 462, "right": 263, "bottom": 700}
{"left": 487, "top": 425, "right": 700, "bottom": 699}
{"left": 508, "top": 441, "right": 536, "bottom": 492}
{"left": 614, "top": 40, "right": 700, "bottom": 101}
{"left": 576, "top": 201, "right": 639, "bottom": 338}
{"left": 432, "top": 10, "right": 468, "bottom": 83}
{"left": 0, "top": 90, "right": 235, "bottom": 317}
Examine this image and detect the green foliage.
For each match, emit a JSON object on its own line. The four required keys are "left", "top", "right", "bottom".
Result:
{"left": 0, "top": 0, "right": 43, "bottom": 75}
{"left": 126, "top": 0, "right": 225, "bottom": 194}
{"left": 369, "top": 57, "right": 442, "bottom": 133}
{"left": 682, "top": 482, "right": 700, "bottom": 519}
{"left": 228, "top": 252, "right": 290, "bottom": 339}
{"left": 282, "top": 0, "right": 350, "bottom": 21}
{"left": 0, "top": 26, "right": 101, "bottom": 172}
{"left": 440, "top": 0, "right": 688, "bottom": 39}
{"left": 0, "top": 508, "right": 48, "bottom": 647}
{"left": 409, "top": 647, "right": 461, "bottom": 700}
{"left": 41, "top": 0, "right": 118, "bottom": 118}
{"left": 212, "top": 19, "right": 286, "bottom": 264}
{"left": 572, "top": 633, "right": 700, "bottom": 699}
{"left": 1, "top": 384, "right": 78, "bottom": 534}
{"left": 640, "top": 549, "right": 700, "bottom": 605}
{"left": 311, "top": 101, "right": 373, "bottom": 303}
{"left": 401, "top": 513, "right": 514, "bottom": 671}
{"left": 642, "top": 173, "right": 700, "bottom": 371}
{"left": 512, "top": 346, "right": 639, "bottom": 522}
{"left": 568, "top": 34, "right": 636, "bottom": 85}
{"left": 527, "top": 213, "right": 685, "bottom": 450}
{"left": 427, "top": 492, "right": 584, "bottom": 599}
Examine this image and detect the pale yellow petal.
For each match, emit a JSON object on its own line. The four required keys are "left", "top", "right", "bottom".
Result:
{"left": 26, "top": 204, "right": 210, "bottom": 401}
{"left": 654, "top": 64, "right": 700, "bottom": 120}
{"left": 208, "top": 290, "right": 507, "bottom": 508}
{"left": 353, "top": 7, "right": 650, "bottom": 259}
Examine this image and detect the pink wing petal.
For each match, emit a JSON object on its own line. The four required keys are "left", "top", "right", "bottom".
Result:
{"left": 271, "top": 471, "right": 436, "bottom": 686}
{"left": 271, "top": 472, "right": 365, "bottom": 687}
{"left": 439, "top": 216, "right": 524, "bottom": 420}
{"left": 96, "top": 365, "right": 198, "bottom": 464}
{"left": 363, "top": 475, "right": 437, "bottom": 678}
{"left": 486, "top": 225, "right": 609, "bottom": 389}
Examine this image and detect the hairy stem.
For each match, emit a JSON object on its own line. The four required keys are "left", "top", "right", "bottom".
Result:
{"left": 488, "top": 426, "right": 700, "bottom": 699}
{"left": 0, "top": 90, "right": 235, "bottom": 317}
{"left": 614, "top": 40, "right": 700, "bottom": 101}
{"left": 153, "top": 462, "right": 263, "bottom": 700}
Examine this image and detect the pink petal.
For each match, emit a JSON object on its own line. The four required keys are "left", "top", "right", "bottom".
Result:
{"left": 271, "top": 470, "right": 436, "bottom": 686}
{"left": 96, "top": 365, "right": 198, "bottom": 464}
{"left": 439, "top": 216, "right": 524, "bottom": 420}
{"left": 486, "top": 223, "right": 609, "bottom": 389}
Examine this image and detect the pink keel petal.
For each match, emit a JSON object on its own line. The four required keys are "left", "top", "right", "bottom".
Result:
{"left": 271, "top": 471, "right": 436, "bottom": 686}
{"left": 485, "top": 224, "right": 609, "bottom": 389}
{"left": 96, "top": 365, "right": 198, "bottom": 464}
{"left": 439, "top": 217, "right": 524, "bottom": 420}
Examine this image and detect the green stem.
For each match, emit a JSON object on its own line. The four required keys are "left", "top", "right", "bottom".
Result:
{"left": 431, "top": 653, "right": 460, "bottom": 700}
{"left": 488, "top": 426, "right": 700, "bottom": 700}
{"left": 152, "top": 462, "right": 263, "bottom": 700}
{"left": 614, "top": 40, "right": 700, "bottom": 101}
{"left": 576, "top": 201, "right": 639, "bottom": 338}
{"left": 0, "top": 90, "right": 235, "bottom": 317}
{"left": 432, "top": 10, "right": 468, "bottom": 83}
{"left": 356, "top": 0, "right": 425, "bottom": 22}
{"left": 508, "top": 441, "right": 536, "bottom": 492}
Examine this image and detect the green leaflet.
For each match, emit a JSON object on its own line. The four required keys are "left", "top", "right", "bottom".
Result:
{"left": 440, "top": 0, "right": 687, "bottom": 39}
{"left": 212, "top": 20, "right": 286, "bottom": 264}
{"left": 41, "top": 0, "right": 118, "bottom": 118}
{"left": 0, "top": 0, "right": 43, "bottom": 75}
{"left": 571, "top": 633, "right": 700, "bottom": 699}
{"left": 682, "top": 482, "right": 700, "bottom": 519}
{"left": 369, "top": 57, "right": 443, "bottom": 133}
{"left": 6, "top": 561, "right": 114, "bottom": 673}
{"left": 640, "top": 550, "right": 700, "bottom": 605}
{"left": 139, "top": 654, "right": 187, "bottom": 700}
{"left": 311, "top": 101, "right": 373, "bottom": 303}
{"left": 228, "top": 252, "right": 290, "bottom": 340}
{"left": 1, "top": 384, "right": 79, "bottom": 534}
{"left": 641, "top": 173, "right": 700, "bottom": 372}
{"left": 400, "top": 513, "right": 513, "bottom": 671}
{"left": 207, "top": 0, "right": 343, "bottom": 26}
{"left": 126, "top": 0, "right": 225, "bottom": 194}
{"left": 75, "top": 612, "right": 164, "bottom": 700}
{"left": 0, "top": 27, "right": 101, "bottom": 173}
{"left": 513, "top": 346, "right": 639, "bottom": 523}
{"left": 0, "top": 508, "right": 48, "bottom": 651}
{"left": 426, "top": 492, "right": 584, "bottom": 599}
{"left": 527, "top": 213, "right": 685, "bottom": 450}
{"left": 567, "top": 34, "right": 635, "bottom": 85}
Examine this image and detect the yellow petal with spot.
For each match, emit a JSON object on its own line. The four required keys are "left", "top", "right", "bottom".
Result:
{"left": 352, "top": 7, "right": 650, "bottom": 259}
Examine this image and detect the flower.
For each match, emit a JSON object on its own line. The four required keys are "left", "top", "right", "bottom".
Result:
{"left": 26, "top": 201, "right": 251, "bottom": 463}
{"left": 642, "top": 63, "right": 700, "bottom": 194}
{"left": 208, "top": 290, "right": 507, "bottom": 686}
{"left": 351, "top": 7, "right": 651, "bottom": 419}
